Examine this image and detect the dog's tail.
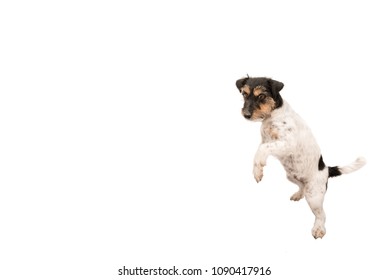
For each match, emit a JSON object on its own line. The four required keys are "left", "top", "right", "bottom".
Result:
{"left": 328, "top": 157, "right": 366, "bottom": 178}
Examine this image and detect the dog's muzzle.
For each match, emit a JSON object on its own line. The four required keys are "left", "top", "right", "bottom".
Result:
{"left": 243, "top": 112, "right": 252, "bottom": 119}
{"left": 242, "top": 103, "right": 253, "bottom": 119}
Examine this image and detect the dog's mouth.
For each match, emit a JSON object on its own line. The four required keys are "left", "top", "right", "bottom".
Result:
{"left": 242, "top": 109, "right": 270, "bottom": 121}
{"left": 242, "top": 112, "right": 252, "bottom": 120}
{"left": 243, "top": 114, "right": 263, "bottom": 122}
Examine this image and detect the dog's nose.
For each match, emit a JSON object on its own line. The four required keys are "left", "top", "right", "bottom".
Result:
{"left": 243, "top": 113, "right": 252, "bottom": 119}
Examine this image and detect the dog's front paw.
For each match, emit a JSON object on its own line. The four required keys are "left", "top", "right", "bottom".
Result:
{"left": 253, "top": 163, "right": 264, "bottom": 183}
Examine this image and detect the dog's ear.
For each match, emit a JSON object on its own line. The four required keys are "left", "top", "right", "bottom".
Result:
{"left": 269, "top": 79, "right": 284, "bottom": 93}
{"left": 236, "top": 77, "right": 249, "bottom": 91}
{"left": 268, "top": 79, "right": 284, "bottom": 108}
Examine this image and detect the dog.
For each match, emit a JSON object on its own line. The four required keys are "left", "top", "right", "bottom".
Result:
{"left": 236, "top": 76, "right": 366, "bottom": 238}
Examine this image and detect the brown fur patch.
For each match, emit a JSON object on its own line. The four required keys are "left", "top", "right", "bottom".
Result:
{"left": 265, "top": 125, "right": 279, "bottom": 140}
{"left": 251, "top": 97, "right": 276, "bottom": 120}
{"left": 253, "top": 86, "right": 266, "bottom": 96}
{"left": 241, "top": 85, "right": 251, "bottom": 95}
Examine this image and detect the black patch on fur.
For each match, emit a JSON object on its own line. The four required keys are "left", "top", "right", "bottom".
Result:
{"left": 267, "top": 79, "right": 284, "bottom": 108}
{"left": 318, "top": 155, "right": 325, "bottom": 170}
{"left": 328, "top": 166, "right": 342, "bottom": 178}
{"left": 236, "top": 76, "right": 250, "bottom": 89}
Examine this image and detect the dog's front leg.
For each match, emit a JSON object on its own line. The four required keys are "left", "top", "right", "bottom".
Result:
{"left": 253, "top": 141, "right": 286, "bottom": 182}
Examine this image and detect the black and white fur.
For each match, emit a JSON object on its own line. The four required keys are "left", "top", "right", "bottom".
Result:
{"left": 236, "top": 76, "right": 366, "bottom": 239}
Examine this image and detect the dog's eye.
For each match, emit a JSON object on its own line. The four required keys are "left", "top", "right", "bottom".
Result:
{"left": 258, "top": 93, "right": 266, "bottom": 100}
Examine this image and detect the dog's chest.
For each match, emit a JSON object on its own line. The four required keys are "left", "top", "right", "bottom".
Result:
{"left": 260, "top": 118, "right": 291, "bottom": 142}
{"left": 261, "top": 120, "right": 307, "bottom": 180}
{"left": 259, "top": 108, "right": 321, "bottom": 181}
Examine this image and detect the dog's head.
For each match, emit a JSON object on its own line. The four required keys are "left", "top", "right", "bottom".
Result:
{"left": 236, "top": 77, "right": 284, "bottom": 121}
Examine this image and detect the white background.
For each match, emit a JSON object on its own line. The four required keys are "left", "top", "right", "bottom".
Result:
{"left": 1, "top": 1, "right": 388, "bottom": 279}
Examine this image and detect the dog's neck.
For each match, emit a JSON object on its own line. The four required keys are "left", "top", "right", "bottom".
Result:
{"left": 263, "top": 100, "right": 292, "bottom": 121}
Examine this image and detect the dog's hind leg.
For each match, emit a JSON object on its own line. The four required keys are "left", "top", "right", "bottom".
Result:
{"left": 305, "top": 180, "right": 327, "bottom": 239}
{"left": 288, "top": 176, "right": 305, "bottom": 201}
